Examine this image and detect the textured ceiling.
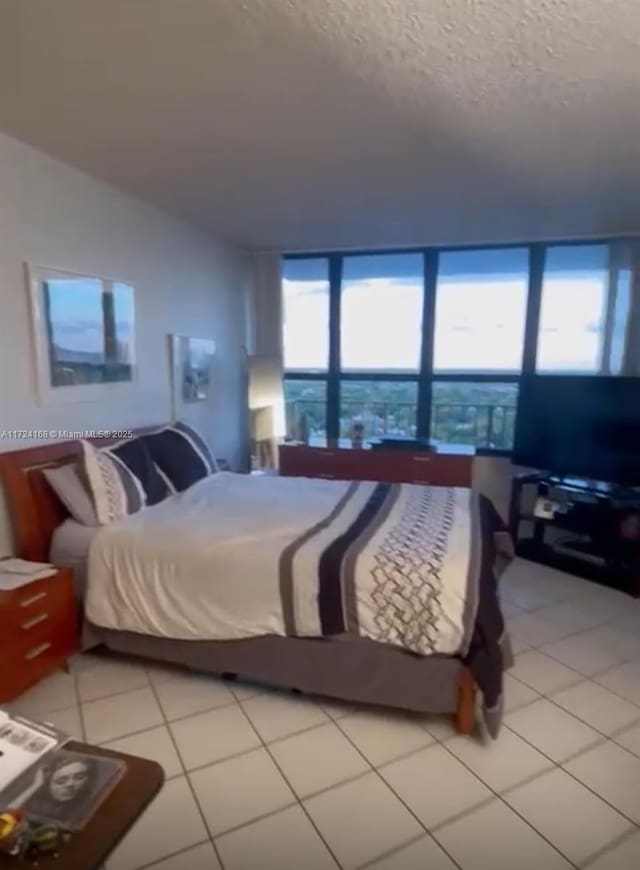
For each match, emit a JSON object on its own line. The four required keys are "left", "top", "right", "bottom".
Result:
{"left": 0, "top": 0, "right": 639, "bottom": 250}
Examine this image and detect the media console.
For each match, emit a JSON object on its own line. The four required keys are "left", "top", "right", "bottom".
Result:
{"left": 509, "top": 472, "right": 640, "bottom": 597}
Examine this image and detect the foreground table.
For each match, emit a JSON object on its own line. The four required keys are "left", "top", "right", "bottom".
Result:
{"left": 0, "top": 740, "right": 164, "bottom": 869}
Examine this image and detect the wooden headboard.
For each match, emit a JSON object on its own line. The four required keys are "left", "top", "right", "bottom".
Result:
{"left": 0, "top": 428, "right": 161, "bottom": 562}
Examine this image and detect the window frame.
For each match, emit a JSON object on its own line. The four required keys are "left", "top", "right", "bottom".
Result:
{"left": 283, "top": 237, "right": 635, "bottom": 454}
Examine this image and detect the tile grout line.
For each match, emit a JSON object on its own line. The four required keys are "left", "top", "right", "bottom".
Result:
{"left": 537, "top": 652, "right": 640, "bottom": 703}
{"left": 510, "top": 621, "right": 610, "bottom": 655}
{"left": 353, "top": 832, "right": 435, "bottom": 870}
{"left": 429, "top": 735, "right": 584, "bottom": 869}
{"left": 505, "top": 603, "right": 639, "bottom": 649}
{"left": 320, "top": 684, "right": 536, "bottom": 870}
{"left": 580, "top": 825, "right": 640, "bottom": 868}
{"left": 207, "top": 799, "right": 302, "bottom": 841}
{"left": 502, "top": 662, "right": 640, "bottom": 740}
{"left": 329, "top": 714, "right": 467, "bottom": 870}
{"left": 71, "top": 663, "right": 88, "bottom": 742}
{"left": 233, "top": 695, "right": 345, "bottom": 869}
{"left": 144, "top": 669, "right": 229, "bottom": 870}
{"left": 73, "top": 654, "right": 268, "bottom": 711}
{"left": 32, "top": 617, "right": 640, "bottom": 867}
{"left": 340, "top": 709, "right": 580, "bottom": 870}
{"left": 82, "top": 681, "right": 241, "bottom": 721}
{"left": 123, "top": 839, "right": 212, "bottom": 870}
{"left": 535, "top": 687, "right": 640, "bottom": 743}
{"left": 499, "top": 721, "right": 640, "bottom": 830}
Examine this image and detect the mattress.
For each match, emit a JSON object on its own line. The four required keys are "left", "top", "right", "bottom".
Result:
{"left": 49, "top": 518, "right": 99, "bottom": 598}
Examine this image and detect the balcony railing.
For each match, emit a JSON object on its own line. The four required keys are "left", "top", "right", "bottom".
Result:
{"left": 285, "top": 398, "right": 516, "bottom": 449}
{"left": 431, "top": 402, "right": 516, "bottom": 450}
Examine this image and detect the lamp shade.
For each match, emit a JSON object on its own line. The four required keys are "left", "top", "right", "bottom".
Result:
{"left": 247, "top": 355, "right": 285, "bottom": 439}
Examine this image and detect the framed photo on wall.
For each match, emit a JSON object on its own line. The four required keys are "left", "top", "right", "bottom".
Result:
{"left": 27, "top": 264, "right": 137, "bottom": 406}
{"left": 169, "top": 335, "right": 216, "bottom": 415}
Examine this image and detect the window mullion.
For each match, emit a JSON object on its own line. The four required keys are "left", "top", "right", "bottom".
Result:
{"left": 417, "top": 250, "right": 438, "bottom": 439}
{"left": 327, "top": 254, "right": 342, "bottom": 444}
{"left": 522, "top": 244, "right": 545, "bottom": 374}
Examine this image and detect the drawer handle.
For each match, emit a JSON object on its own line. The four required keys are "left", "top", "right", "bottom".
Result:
{"left": 20, "top": 592, "right": 48, "bottom": 608}
{"left": 413, "top": 456, "right": 433, "bottom": 463}
{"left": 25, "top": 642, "right": 52, "bottom": 661}
{"left": 318, "top": 452, "right": 336, "bottom": 459}
{"left": 21, "top": 613, "right": 50, "bottom": 631}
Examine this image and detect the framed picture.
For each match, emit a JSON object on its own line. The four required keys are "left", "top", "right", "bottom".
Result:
{"left": 2, "top": 749, "right": 126, "bottom": 831}
{"left": 27, "top": 264, "right": 136, "bottom": 405}
{"left": 170, "top": 335, "right": 215, "bottom": 409}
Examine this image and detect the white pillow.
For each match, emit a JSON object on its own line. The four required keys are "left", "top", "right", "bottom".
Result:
{"left": 42, "top": 463, "right": 99, "bottom": 526}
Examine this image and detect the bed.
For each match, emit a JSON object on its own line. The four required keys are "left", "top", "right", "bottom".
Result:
{"left": 0, "top": 434, "right": 513, "bottom": 737}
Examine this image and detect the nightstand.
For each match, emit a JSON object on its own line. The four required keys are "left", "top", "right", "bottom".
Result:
{"left": 0, "top": 566, "right": 80, "bottom": 704}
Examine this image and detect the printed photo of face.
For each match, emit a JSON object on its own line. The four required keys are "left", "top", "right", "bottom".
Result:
{"left": 49, "top": 760, "right": 90, "bottom": 803}
{"left": 8, "top": 728, "right": 27, "bottom": 747}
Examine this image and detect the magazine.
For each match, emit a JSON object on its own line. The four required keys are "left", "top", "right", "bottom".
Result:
{"left": 0, "top": 710, "right": 68, "bottom": 793}
{"left": 2, "top": 749, "right": 127, "bottom": 831}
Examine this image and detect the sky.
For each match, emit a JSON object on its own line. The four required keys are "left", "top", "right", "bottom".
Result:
{"left": 283, "top": 251, "right": 621, "bottom": 373}
{"left": 47, "top": 279, "right": 135, "bottom": 359}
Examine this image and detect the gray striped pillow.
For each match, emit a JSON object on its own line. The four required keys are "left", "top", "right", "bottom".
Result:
{"left": 80, "top": 440, "right": 146, "bottom": 524}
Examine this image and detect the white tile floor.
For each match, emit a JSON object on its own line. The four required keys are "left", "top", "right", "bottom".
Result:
{"left": 7, "top": 558, "right": 640, "bottom": 870}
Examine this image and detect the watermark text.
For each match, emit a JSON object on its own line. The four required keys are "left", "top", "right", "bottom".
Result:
{"left": 0, "top": 429, "right": 134, "bottom": 441}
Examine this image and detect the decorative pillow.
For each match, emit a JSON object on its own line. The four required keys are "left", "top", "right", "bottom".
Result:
{"left": 42, "top": 463, "right": 99, "bottom": 526}
{"left": 107, "top": 437, "right": 169, "bottom": 506}
{"left": 141, "top": 422, "right": 217, "bottom": 492}
{"left": 79, "top": 441, "right": 146, "bottom": 525}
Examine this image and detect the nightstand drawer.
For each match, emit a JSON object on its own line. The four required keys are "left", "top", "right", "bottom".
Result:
{"left": 0, "top": 571, "right": 75, "bottom": 625}
{"left": 2, "top": 606, "right": 76, "bottom": 657}
{"left": 0, "top": 624, "right": 78, "bottom": 703}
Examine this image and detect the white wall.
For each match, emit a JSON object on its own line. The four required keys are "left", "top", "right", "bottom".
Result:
{"left": 0, "top": 132, "right": 249, "bottom": 556}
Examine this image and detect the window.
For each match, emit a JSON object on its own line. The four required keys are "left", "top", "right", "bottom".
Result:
{"left": 281, "top": 238, "right": 637, "bottom": 455}
{"left": 434, "top": 248, "right": 528, "bottom": 372}
{"left": 340, "top": 380, "right": 418, "bottom": 442}
{"left": 341, "top": 254, "right": 423, "bottom": 371}
{"left": 536, "top": 244, "right": 619, "bottom": 373}
{"left": 282, "top": 259, "right": 329, "bottom": 371}
{"left": 284, "top": 379, "right": 327, "bottom": 445}
{"left": 431, "top": 382, "right": 518, "bottom": 449}
{"left": 536, "top": 243, "right": 635, "bottom": 375}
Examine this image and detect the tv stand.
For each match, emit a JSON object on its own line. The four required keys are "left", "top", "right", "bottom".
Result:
{"left": 509, "top": 472, "right": 640, "bottom": 598}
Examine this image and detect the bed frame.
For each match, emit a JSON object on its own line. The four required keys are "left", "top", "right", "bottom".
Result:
{"left": 0, "top": 435, "right": 477, "bottom": 734}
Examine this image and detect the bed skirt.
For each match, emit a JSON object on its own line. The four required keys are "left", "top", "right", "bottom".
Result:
{"left": 84, "top": 623, "right": 513, "bottom": 718}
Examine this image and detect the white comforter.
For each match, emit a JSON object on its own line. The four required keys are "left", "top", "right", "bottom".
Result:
{"left": 85, "top": 472, "right": 474, "bottom": 655}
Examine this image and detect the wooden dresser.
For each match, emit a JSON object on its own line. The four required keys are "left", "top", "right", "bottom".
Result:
{"left": 278, "top": 444, "right": 473, "bottom": 487}
{"left": 0, "top": 567, "right": 79, "bottom": 703}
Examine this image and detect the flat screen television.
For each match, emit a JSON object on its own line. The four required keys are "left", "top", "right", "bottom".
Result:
{"left": 513, "top": 375, "right": 640, "bottom": 486}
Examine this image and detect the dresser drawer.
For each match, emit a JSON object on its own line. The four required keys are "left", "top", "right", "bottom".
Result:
{"left": 280, "top": 448, "right": 352, "bottom": 480}
{"left": 279, "top": 446, "right": 474, "bottom": 487}
{"left": 409, "top": 454, "right": 473, "bottom": 487}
